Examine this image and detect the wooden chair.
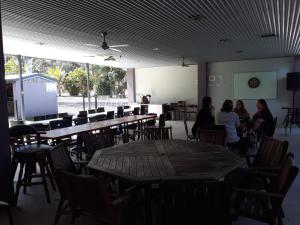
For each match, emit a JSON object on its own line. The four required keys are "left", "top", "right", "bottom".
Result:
{"left": 140, "top": 105, "right": 148, "bottom": 115}
{"left": 144, "top": 126, "right": 173, "bottom": 140}
{"left": 9, "top": 125, "right": 55, "bottom": 205}
{"left": 56, "top": 171, "right": 130, "bottom": 225}
{"left": 132, "top": 107, "right": 140, "bottom": 115}
{"left": 117, "top": 106, "right": 124, "bottom": 118}
{"left": 0, "top": 201, "right": 14, "bottom": 225}
{"left": 248, "top": 137, "right": 288, "bottom": 171}
{"left": 47, "top": 144, "right": 84, "bottom": 225}
{"left": 107, "top": 111, "right": 115, "bottom": 120}
{"left": 232, "top": 154, "right": 299, "bottom": 225}
{"left": 88, "top": 109, "right": 96, "bottom": 114}
{"left": 89, "top": 114, "right": 107, "bottom": 123}
{"left": 183, "top": 112, "right": 194, "bottom": 140}
{"left": 196, "top": 125, "right": 226, "bottom": 146}
{"left": 82, "top": 129, "right": 114, "bottom": 160}
{"left": 73, "top": 117, "right": 87, "bottom": 126}
{"left": 97, "top": 107, "right": 105, "bottom": 113}
{"left": 58, "top": 112, "right": 68, "bottom": 118}
{"left": 49, "top": 119, "right": 72, "bottom": 130}
{"left": 46, "top": 114, "right": 58, "bottom": 119}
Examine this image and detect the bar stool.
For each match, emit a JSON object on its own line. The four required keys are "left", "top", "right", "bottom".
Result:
{"left": 9, "top": 125, "right": 55, "bottom": 205}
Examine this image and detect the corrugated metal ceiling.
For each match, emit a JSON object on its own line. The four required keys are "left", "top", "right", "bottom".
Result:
{"left": 1, "top": 0, "right": 300, "bottom": 68}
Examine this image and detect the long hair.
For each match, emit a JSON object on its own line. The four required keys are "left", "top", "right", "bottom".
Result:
{"left": 235, "top": 100, "right": 247, "bottom": 114}
{"left": 257, "top": 99, "right": 270, "bottom": 112}
{"left": 221, "top": 99, "right": 233, "bottom": 113}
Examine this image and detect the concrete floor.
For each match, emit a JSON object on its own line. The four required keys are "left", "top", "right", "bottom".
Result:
{"left": 1, "top": 121, "right": 299, "bottom": 225}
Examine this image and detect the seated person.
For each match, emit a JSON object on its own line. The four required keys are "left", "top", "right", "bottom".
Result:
{"left": 249, "top": 99, "right": 274, "bottom": 137}
{"left": 234, "top": 100, "right": 250, "bottom": 123}
{"left": 192, "top": 96, "right": 215, "bottom": 137}
{"left": 217, "top": 100, "right": 249, "bottom": 154}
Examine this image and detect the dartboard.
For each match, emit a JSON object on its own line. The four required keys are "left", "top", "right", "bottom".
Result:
{"left": 248, "top": 77, "right": 260, "bottom": 88}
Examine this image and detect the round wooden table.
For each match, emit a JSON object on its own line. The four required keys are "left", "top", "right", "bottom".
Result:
{"left": 88, "top": 140, "right": 244, "bottom": 225}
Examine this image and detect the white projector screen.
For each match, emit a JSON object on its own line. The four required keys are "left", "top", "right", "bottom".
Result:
{"left": 233, "top": 71, "right": 277, "bottom": 99}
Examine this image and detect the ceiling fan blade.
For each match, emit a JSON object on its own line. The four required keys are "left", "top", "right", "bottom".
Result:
{"left": 84, "top": 43, "right": 99, "bottom": 47}
{"left": 110, "top": 44, "right": 129, "bottom": 48}
{"left": 110, "top": 48, "right": 122, "bottom": 52}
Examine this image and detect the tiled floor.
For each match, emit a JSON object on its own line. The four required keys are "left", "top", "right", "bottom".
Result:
{"left": 1, "top": 121, "right": 299, "bottom": 225}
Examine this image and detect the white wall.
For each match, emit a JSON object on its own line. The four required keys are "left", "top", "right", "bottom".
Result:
{"left": 207, "top": 57, "right": 295, "bottom": 124}
{"left": 135, "top": 65, "right": 198, "bottom": 104}
{"left": 14, "top": 80, "right": 58, "bottom": 118}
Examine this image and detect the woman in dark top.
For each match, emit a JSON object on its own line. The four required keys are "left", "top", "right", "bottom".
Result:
{"left": 250, "top": 99, "right": 274, "bottom": 137}
{"left": 192, "top": 96, "right": 215, "bottom": 137}
{"left": 234, "top": 100, "right": 250, "bottom": 123}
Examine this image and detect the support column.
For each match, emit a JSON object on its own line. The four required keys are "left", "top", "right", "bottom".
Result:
{"left": 126, "top": 68, "right": 136, "bottom": 103}
{"left": 294, "top": 57, "right": 300, "bottom": 107}
{"left": 197, "top": 63, "right": 207, "bottom": 111}
{"left": 0, "top": 10, "right": 14, "bottom": 202}
{"left": 17, "top": 55, "right": 25, "bottom": 120}
{"left": 86, "top": 63, "right": 91, "bottom": 110}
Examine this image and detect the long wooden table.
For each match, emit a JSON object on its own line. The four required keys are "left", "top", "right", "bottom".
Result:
{"left": 88, "top": 140, "right": 244, "bottom": 225}
{"left": 41, "top": 115, "right": 156, "bottom": 139}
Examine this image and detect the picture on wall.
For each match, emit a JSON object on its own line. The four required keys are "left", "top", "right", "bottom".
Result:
{"left": 233, "top": 71, "right": 277, "bottom": 99}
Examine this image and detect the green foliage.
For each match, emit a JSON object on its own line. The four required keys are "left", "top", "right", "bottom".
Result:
{"left": 63, "top": 68, "right": 88, "bottom": 96}
{"left": 5, "top": 57, "right": 19, "bottom": 74}
{"left": 48, "top": 66, "right": 66, "bottom": 96}
{"left": 93, "top": 66, "right": 127, "bottom": 96}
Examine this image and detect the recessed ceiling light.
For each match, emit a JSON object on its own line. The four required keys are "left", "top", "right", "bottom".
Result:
{"left": 220, "top": 38, "right": 230, "bottom": 43}
{"left": 235, "top": 50, "right": 243, "bottom": 54}
{"left": 152, "top": 47, "right": 160, "bottom": 51}
{"left": 260, "top": 33, "right": 277, "bottom": 38}
{"left": 187, "top": 14, "right": 206, "bottom": 21}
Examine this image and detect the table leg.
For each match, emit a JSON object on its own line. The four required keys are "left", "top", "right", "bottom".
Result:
{"left": 144, "top": 185, "right": 153, "bottom": 225}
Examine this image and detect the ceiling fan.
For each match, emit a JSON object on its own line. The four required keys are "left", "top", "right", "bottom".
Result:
{"left": 181, "top": 56, "right": 195, "bottom": 67}
{"left": 84, "top": 32, "right": 129, "bottom": 52}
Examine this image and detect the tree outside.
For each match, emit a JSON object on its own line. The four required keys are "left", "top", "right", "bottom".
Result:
{"left": 48, "top": 66, "right": 66, "bottom": 96}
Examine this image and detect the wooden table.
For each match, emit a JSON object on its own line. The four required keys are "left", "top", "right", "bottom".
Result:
{"left": 41, "top": 115, "right": 156, "bottom": 140}
{"left": 88, "top": 140, "right": 244, "bottom": 225}
{"left": 25, "top": 118, "right": 61, "bottom": 126}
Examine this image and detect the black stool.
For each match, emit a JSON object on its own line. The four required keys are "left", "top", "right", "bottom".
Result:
{"left": 9, "top": 125, "right": 56, "bottom": 205}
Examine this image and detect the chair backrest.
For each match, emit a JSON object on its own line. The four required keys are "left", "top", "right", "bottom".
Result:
{"left": 31, "top": 123, "right": 49, "bottom": 132}
{"left": 63, "top": 115, "right": 73, "bottom": 123}
{"left": 117, "top": 106, "right": 124, "bottom": 118}
{"left": 275, "top": 153, "right": 299, "bottom": 196}
{"left": 96, "top": 107, "right": 105, "bottom": 113}
{"left": 9, "top": 125, "right": 41, "bottom": 148}
{"left": 106, "top": 111, "right": 115, "bottom": 120}
{"left": 79, "top": 110, "right": 88, "bottom": 116}
{"left": 88, "top": 109, "right": 96, "bottom": 114}
{"left": 158, "top": 114, "right": 166, "bottom": 127}
{"left": 47, "top": 143, "right": 77, "bottom": 175}
{"left": 34, "top": 115, "right": 46, "bottom": 121}
{"left": 58, "top": 171, "right": 112, "bottom": 215}
{"left": 45, "top": 114, "right": 58, "bottom": 119}
{"left": 73, "top": 117, "right": 88, "bottom": 126}
{"left": 144, "top": 126, "right": 173, "bottom": 140}
{"left": 58, "top": 112, "right": 69, "bottom": 118}
{"left": 49, "top": 119, "right": 72, "bottom": 130}
{"left": 82, "top": 129, "right": 114, "bottom": 158}
{"left": 124, "top": 105, "right": 130, "bottom": 109}
{"left": 140, "top": 105, "right": 148, "bottom": 115}
{"left": 145, "top": 113, "right": 157, "bottom": 126}
{"left": 253, "top": 137, "right": 288, "bottom": 168}
{"left": 197, "top": 125, "right": 226, "bottom": 146}
{"left": 133, "top": 107, "right": 140, "bottom": 115}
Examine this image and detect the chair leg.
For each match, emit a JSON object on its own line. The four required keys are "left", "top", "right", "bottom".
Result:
{"left": 23, "top": 164, "right": 30, "bottom": 195}
{"left": 54, "top": 198, "right": 64, "bottom": 225}
{"left": 45, "top": 163, "right": 56, "bottom": 192}
{"left": 14, "top": 162, "right": 25, "bottom": 205}
{"left": 6, "top": 207, "right": 14, "bottom": 225}
{"left": 39, "top": 161, "right": 51, "bottom": 203}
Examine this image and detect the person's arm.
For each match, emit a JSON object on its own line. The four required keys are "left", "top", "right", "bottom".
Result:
{"left": 234, "top": 113, "right": 240, "bottom": 127}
